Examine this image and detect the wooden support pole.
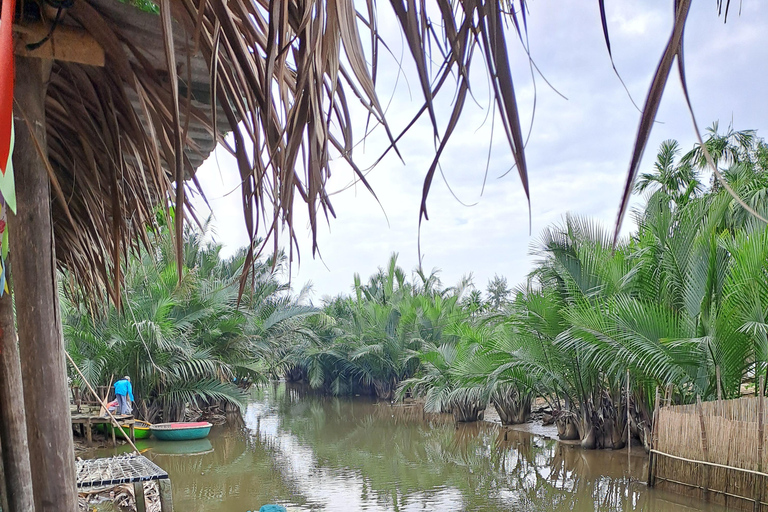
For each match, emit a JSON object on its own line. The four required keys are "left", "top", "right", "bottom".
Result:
{"left": 134, "top": 482, "right": 147, "bottom": 512}
{"left": 158, "top": 479, "right": 174, "bottom": 511}
{"left": 0, "top": 440, "right": 9, "bottom": 512}
{"left": 11, "top": 56, "right": 78, "bottom": 512}
{"left": 0, "top": 262, "right": 35, "bottom": 512}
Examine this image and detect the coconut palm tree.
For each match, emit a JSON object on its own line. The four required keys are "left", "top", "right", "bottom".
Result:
{"left": 64, "top": 223, "right": 319, "bottom": 421}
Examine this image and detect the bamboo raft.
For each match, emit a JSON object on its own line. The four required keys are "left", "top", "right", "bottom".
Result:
{"left": 76, "top": 455, "right": 174, "bottom": 511}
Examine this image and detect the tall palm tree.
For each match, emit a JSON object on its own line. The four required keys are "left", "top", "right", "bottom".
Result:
{"left": 635, "top": 140, "right": 701, "bottom": 206}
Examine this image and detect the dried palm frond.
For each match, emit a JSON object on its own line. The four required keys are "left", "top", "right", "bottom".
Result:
{"left": 20, "top": 0, "right": 738, "bottom": 302}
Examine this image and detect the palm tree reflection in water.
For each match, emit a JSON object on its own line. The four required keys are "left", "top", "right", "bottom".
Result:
{"left": 149, "top": 383, "right": 729, "bottom": 511}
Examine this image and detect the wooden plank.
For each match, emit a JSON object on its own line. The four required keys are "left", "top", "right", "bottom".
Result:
{"left": 0, "top": 262, "right": 35, "bottom": 512}
{"left": 11, "top": 56, "right": 78, "bottom": 512}
{"left": 13, "top": 23, "right": 105, "bottom": 67}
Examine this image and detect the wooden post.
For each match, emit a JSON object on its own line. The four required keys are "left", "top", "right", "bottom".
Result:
{"left": 11, "top": 56, "right": 78, "bottom": 511}
{"left": 696, "top": 395, "right": 710, "bottom": 500}
{"left": 86, "top": 419, "right": 92, "bottom": 446}
{"left": 111, "top": 421, "right": 117, "bottom": 447}
{"left": 648, "top": 386, "right": 660, "bottom": 487}
{"left": 134, "top": 482, "right": 147, "bottom": 512}
{"left": 130, "top": 421, "right": 135, "bottom": 443}
{"left": 0, "top": 440, "right": 9, "bottom": 512}
{"left": 0, "top": 263, "right": 35, "bottom": 511}
{"left": 158, "top": 479, "right": 174, "bottom": 511}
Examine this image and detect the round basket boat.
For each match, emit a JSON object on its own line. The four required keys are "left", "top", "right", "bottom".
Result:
{"left": 106, "top": 419, "right": 153, "bottom": 440}
{"left": 150, "top": 422, "right": 212, "bottom": 441}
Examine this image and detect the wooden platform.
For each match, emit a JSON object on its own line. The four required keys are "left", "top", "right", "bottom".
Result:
{"left": 71, "top": 413, "right": 135, "bottom": 447}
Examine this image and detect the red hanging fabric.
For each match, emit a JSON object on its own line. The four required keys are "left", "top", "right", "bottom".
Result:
{"left": 0, "top": 0, "right": 16, "bottom": 175}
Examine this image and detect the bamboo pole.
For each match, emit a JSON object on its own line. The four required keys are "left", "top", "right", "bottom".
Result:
{"left": 756, "top": 375, "right": 765, "bottom": 512}
{"left": 716, "top": 365, "right": 722, "bottom": 416}
{"left": 64, "top": 351, "right": 140, "bottom": 454}
{"left": 648, "top": 386, "right": 660, "bottom": 487}
{"left": 0, "top": 261, "right": 34, "bottom": 512}
{"left": 696, "top": 395, "right": 710, "bottom": 499}
{"left": 626, "top": 369, "right": 631, "bottom": 457}
{"left": 11, "top": 55, "right": 78, "bottom": 512}
{"left": 650, "top": 450, "right": 768, "bottom": 479}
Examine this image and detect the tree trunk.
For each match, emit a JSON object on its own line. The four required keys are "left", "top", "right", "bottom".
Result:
{"left": 452, "top": 399, "right": 485, "bottom": 422}
{"left": 492, "top": 387, "right": 532, "bottom": 425}
{"left": 373, "top": 379, "right": 394, "bottom": 401}
{"left": 0, "top": 263, "right": 35, "bottom": 512}
{"left": 11, "top": 56, "right": 78, "bottom": 511}
{"left": 556, "top": 414, "right": 579, "bottom": 440}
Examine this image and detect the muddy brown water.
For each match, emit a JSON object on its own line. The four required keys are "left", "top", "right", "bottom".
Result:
{"left": 89, "top": 383, "right": 734, "bottom": 511}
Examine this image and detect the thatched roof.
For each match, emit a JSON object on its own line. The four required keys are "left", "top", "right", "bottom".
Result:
{"left": 23, "top": 0, "right": 532, "bottom": 304}
{"left": 16, "top": 0, "right": 713, "bottom": 302}
{"left": 41, "top": 0, "right": 226, "bottom": 302}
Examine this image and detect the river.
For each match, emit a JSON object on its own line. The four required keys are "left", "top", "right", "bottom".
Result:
{"left": 92, "top": 383, "right": 732, "bottom": 511}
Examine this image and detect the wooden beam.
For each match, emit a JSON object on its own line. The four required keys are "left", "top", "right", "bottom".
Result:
{"left": 0, "top": 262, "right": 35, "bottom": 512}
{"left": 158, "top": 479, "right": 174, "bottom": 512}
{"left": 11, "top": 56, "right": 78, "bottom": 512}
{"left": 13, "top": 23, "right": 105, "bottom": 67}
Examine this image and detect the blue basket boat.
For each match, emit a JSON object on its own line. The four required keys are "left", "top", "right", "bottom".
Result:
{"left": 150, "top": 422, "right": 212, "bottom": 441}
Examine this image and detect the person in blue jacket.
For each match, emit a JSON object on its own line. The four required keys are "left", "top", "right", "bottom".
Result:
{"left": 114, "top": 376, "right": 134, "bottom": 415}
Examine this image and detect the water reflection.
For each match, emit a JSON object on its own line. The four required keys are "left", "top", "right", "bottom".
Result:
{"left": 91, "top": 383, "right": 733, "bottom": 511}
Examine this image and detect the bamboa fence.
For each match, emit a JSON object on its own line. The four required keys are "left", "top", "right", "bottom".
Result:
{"left": 648, "top": 388, "right": 767, "bottom": 511}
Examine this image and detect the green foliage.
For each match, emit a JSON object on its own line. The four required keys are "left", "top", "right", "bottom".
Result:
{"left": 117, "top": 0, "right": 159, "bottom": 14}
{"left": 63, "top": 220, "right": 318, "bottom": 422}
{"left": 282, "top": 125, "right": 768, "bottom": 451}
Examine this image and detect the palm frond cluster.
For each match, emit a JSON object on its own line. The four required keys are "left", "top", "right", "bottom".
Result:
{"left": 23, "top": 0, "right": 548, "bottom": 306}
{"left": 282, "top": 126, "right": 768, "bottom": 450}
{"left": 63, "top": 218, "right": 319, "bottom": 422}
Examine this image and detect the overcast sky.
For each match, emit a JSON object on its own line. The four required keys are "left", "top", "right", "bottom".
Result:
{"left": 190, "top": 1, "right": 768, "bottom": 301}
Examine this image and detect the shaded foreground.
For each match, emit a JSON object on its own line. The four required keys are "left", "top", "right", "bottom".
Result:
{"left": 89, "top": 384, "right": 735, "bottom": 511}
